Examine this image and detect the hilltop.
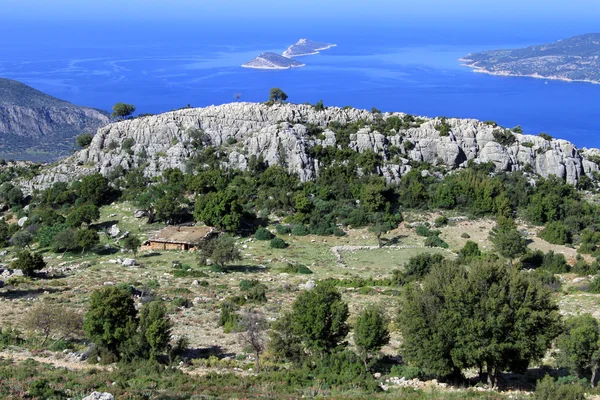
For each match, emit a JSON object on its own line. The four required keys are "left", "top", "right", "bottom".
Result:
{"left": 24, "top": 101, "right": 600, "bottom": 192}
{"left": 461, "top": 33, "right": 600, "bottom": 83}
{"left": 0, "top": 78, "right": 110, "bottom": 161}
{"left": 241, "top": 52, "right": 305, "bottom": 69}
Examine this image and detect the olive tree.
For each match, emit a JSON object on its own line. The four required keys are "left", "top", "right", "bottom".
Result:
{"left": 111, "top": 102, "right": 136, "bottom": 119}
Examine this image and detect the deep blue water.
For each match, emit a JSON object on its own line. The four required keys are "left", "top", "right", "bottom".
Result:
{"left": 1, "top": 20, "right": 599, "bottom": 147}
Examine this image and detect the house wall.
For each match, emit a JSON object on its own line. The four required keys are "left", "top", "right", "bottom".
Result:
{"left": 146, "top": 241, "right": 198, "bottom": 251}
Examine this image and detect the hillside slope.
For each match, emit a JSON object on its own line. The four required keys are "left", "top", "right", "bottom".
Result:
{"left": 0, "top": 78, "right": 110, "bottom": 161}
{"left": 462, "top": 33, "right": 600, "bottom": 83}
{"left": 24, "top": 102, "right": 600, "bottom": 191}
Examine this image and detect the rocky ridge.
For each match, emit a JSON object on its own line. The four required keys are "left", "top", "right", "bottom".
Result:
{"left": 23, "top": 102, "right": 600, "bottom": 192}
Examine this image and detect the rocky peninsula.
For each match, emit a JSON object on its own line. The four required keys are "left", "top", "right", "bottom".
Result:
{"left": 461, "top": 33, "right": 600, "bottom": 84}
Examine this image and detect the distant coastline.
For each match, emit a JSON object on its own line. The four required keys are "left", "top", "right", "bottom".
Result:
{"left": 460, "top": 58, "right": 600, "bottom": 85}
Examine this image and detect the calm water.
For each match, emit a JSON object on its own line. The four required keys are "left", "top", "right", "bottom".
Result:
{"left": 1, "top": 20, "right": 599, "bottom": 147}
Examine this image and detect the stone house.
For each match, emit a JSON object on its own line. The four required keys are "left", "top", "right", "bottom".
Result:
{"left": 144, "top": 226, "right": 215, "bottom": 251}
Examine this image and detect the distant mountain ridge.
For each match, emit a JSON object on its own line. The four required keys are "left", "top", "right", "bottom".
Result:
{"left": 0, "top": 78, "right": 110, "bottom": 161}
{"left": 461, "top": 33, "right": 600, "bottom": 83}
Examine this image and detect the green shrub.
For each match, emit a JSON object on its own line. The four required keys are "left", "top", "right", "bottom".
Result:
{"left": 415, "top": 225, "right": 439, "bottom": 237}
{"left": 540, "top": 251, "right": 570, "bottom": 274}
{"left": 434, "top": 216, "right": 448, "bottom": 227}
{"left": 588, "top": 276, "right": 600, "bottom": 293}
{"left": 219, "top": 301, "right": 240, "bottom": 333}
{"left": 534, "top": 375, "right": 585, "bottom": 400}
{"left": 539, "top": 133, "right": 553, "bottom": 141}
{"left": 458, "top": 240, "right": 481, "bottom": 263}
{"left": 275, "top": 224, "right": 292, "bottom": 235}
{"left": 172, "top": 297, "right": 192, "bottom": 308}
{"left": 389, "top": 364, "right": 422, "bottom": 380}
{"left": 424, "top": 235, "right": 449, "bottom": 248}
{"left": 493, "top": 128, "right": 516, "bottom": 147}
{"left": 270, "top": 238, "right": 288, "bottom": 249}
{"left": 291, "top": 224, "right": 309, "bottom": 236}
{"left": 254, "top": 228, "right": 274, "bottom": 241}
{"left": 540, "top": 221, "right": 571, "bottom": 245}
{"left": 282, "top": 263, "right": 313, "bottom": 274}
{"left": 521, "top": 141, "right": 534, "bottom": 148}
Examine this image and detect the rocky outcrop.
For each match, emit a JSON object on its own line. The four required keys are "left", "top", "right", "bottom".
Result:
{"left": 22, "top": 102, "right": 600, "bottom": 191}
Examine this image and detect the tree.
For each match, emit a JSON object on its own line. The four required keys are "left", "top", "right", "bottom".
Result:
{"left": 122, "top": 235, "right": 142, "bottom": 258}
{"left": 10, "top": 230, "right": 34, "bottom": 248}
{"left": 458, "top": 240, "right": 482, "bottom": 263}
{"left": 52, "top": 229, "right": 78, "bottom": 253}
{"left": 138, "top": 301, "right": 172, "bottom": 360}
{"left": 11, "top": 250, "right": 46, "bottom": 277}
{"left": 398, "top": 261, "right": 560, "bottom": 388}
{"left": 489, "top": 217, "right": 527, "bottom": 261}
{"left": 75, "top": 229, "right": 99, "bottom": 253}
{"left": 76, "top": 174, "right": 111, "bottom": 206}
{"left": 557, "top": 314, "right": 600, "bottom": 386}
{"left": 66, "top": 204, "right": 100, "bottom": 228}
{"left": 194, "top": 190, "right": 243, "bottom": 232}
{"left": 540, "top": 221, "right": 571, "bottom": 245}
{"left": 24, "top": 303, "right": 83, "bottom": 346}
{"left": 354, "top": 307, "right": 390, "bottom": 369}
{"left": 198, "top": 235, "right": 241, "bottom": 269}
{"left": 269, "top": 88, "right": 288, "bottom": 102}
{"left": 111, "top": 102, "right": 136, "bottom": 119}
{"left": 239, "top": 309, "right": 268, "bottom": 371}
{"left": 290, "top": 284, "right": 349, "bottom": 354}
{"left": 83, "top": 286, "right": 138, "bottom": 357}
{"left": 76, "top": 133, "right": 94, "bottom": 148}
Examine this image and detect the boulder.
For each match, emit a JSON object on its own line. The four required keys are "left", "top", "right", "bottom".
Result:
{"left": 83, "top": 392, "right": 114, "bottom": 400}
{"left": 134, "top": 210, "right": 147, "bottom": 218}
{"left": 17, "top": 217, "right": 28, "bottom": 227}
{"left": 304, "top": 280, "right": 316, "bottom": 290}
{"left": 108, "top": 225, "right": 120, "bottom": 238}
{"left": 122, "top": 258, "right": 137, "bottom": 267}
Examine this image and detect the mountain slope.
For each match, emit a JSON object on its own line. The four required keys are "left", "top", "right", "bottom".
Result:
{"left": 23, "top": 102, "right": 600, "bottom": 192}
{"left": 0, "top": 78, "right": 110, "bottom": 161}
{"left": 461, "top": 33, "right": 600, "bottom": 83}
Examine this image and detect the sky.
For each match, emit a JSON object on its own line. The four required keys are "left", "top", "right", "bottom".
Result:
{"left": 2, "top": 0, "right": 600, "bottom": 23}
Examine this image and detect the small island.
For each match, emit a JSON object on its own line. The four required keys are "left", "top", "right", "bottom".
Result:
{"left": 242, "top": 52, "right": 305, "bottom": 70}
{"left": 461, "top": 33, "right": 600, "bottom": 84}
{"left": 283, "top": 39, "right": 337, "bottom": 57}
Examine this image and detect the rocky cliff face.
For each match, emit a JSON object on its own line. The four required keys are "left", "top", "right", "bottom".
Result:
{"left": 24, "top": 102, "right": 600, "bottom": 191}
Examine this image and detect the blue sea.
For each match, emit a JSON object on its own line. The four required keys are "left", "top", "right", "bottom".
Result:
{"left": 1, "top": 19, "right": 599, "bottom": 147}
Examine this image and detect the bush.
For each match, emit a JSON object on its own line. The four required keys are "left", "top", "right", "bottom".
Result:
{"left": 275, "top": 224, "right": 292, "bottom": 235}
{"left": 254, "top": 228, "right": 274, "bottom": 241}
{"left": 291, "top": 224, "right": 309, "bottom": 236}
{"left": 539, "top": 133, "right": 553, "bottom": 141}
{"left": 270, "top": 238, "right": 288, "bottom": 249}
{"left": 389, "top": 364, "right": 422, "bottom": 380}
{"left": 415, "top": 225, "right": 439, "bottom": 237}
{"left": 218, "top": 301, "right": 239, "bottom": 333}
{"left": 424, "top": 236, "right": 449, "bottom": 248}
{"left": 588, "top": 276, "right": 600, "bottom": 294}
{"left": 434, "top": 216, "right": 448, "bottom": 227}
{"left": 282, "top": 263, "right": 313, "bottom": 274}
{"left": 76, "top": 133, "right": 94, "bottom": 148}
{"left": 534, "top": 375, "right": 585, "bottom": 400}
{"left": 540, "top": 251, "right": 570, "bottom": 274}
{"left": 11, "top": 250, "right": 46, "bottom": 277}
{"left": 172, "top": 297, "right": 192, "bottom": 308}
{"left": 540, "top": 221, "right": 571, "bottom": 245}
{"left": 458, "top": 241, "right": 482, "bottom": 263}
{"left": 492, "top": 128, "right": 516, "bottom": 147}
